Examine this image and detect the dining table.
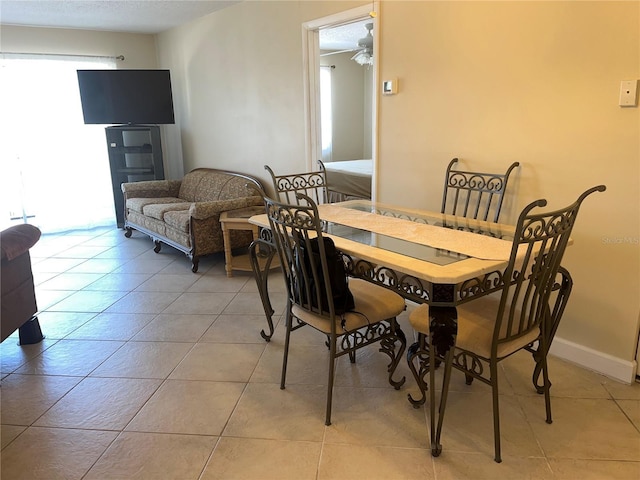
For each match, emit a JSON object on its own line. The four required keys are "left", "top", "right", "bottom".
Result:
{"left": 247, "top": 199, "right": 523, "bottom": 455}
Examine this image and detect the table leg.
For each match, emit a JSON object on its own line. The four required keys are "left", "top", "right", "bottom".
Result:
{"left": 222, "top": 226, "right": 233, "bottom": 277}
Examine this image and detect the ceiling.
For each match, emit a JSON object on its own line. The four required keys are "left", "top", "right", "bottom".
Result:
{"left": 0, "top": 0, "right": 242, "bottom": 34}
{"left": 0, "top": 1, "right": 371, "bottom": 49}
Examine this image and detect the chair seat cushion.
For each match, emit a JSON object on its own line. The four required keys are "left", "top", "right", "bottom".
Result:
{"left": 409, "top": 295, "right": 540, "bottom": 359}
{"left": 292, "top": 278, "right": 405, "bottom": 334}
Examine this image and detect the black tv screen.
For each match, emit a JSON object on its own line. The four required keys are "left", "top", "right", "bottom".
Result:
{"left": 77, "top": 69, "right": 175, "bottom": 125}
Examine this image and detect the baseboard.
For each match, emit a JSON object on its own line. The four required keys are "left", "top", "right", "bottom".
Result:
{"left": 549, "top": 336, "right": 637, "bottom": 384}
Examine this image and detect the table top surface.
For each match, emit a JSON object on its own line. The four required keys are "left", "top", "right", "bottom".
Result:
{"left": 250, "top": 200, "right": 517, "bottom": 285}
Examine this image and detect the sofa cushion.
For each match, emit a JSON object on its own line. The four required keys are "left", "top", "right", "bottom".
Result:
{"left": 127, "top": 197, "right": 186, "bottom": 214}
{"left": 163, "top": 210, "right": 191, "bottom": 233}
{"left": 142, "top": 203, "right": 193, "bottom": 221}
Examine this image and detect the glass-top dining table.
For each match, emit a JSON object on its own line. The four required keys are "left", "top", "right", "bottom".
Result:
{"left": 248, "top": 199, "right": 517, "bottom": 336}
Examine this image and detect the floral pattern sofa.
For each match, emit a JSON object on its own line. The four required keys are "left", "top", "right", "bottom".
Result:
{"left": 122, "top": 168, "right": 264, "bottom": 272}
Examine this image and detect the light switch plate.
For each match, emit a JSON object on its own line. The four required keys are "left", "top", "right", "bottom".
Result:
{"left": 619, "top": 80, "right": 638, "bottom": 107}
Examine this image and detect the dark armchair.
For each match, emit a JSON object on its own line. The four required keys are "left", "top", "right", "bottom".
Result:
{"left": 1, "top": 224, "right": 44, "bottom": 344}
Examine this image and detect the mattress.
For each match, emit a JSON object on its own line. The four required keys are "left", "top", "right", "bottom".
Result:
{"left": 324, "top": 159, "right": 372, "bottom": 199}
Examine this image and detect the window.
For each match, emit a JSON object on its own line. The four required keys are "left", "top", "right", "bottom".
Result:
{"left": 0, "top": 54, "right": 117, "bottom": 233}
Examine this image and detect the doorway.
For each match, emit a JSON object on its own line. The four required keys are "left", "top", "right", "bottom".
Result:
{"left": 302, "top": 3, "right": 379, "bottom": 198}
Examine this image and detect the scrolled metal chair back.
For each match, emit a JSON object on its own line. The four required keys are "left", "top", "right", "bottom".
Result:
{"left": 493, "top": 185, "right": 606, "bottom": 352}
{"left": 441, "top": 158, "right": 520, "bottom": 222}
{"left": 263, "top": 193, "right": 336, "bottom": 319}
{"left": 265, "top": 163, "right": 329, "bottom": 206}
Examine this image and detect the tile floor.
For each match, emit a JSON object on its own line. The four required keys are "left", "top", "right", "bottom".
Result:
{"left": 1, "top": 226, "right": 639, "bottom": 479}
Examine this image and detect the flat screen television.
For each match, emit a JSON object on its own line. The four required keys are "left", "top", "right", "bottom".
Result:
{"left": 77, "top": 69, "right": 175, "bottom": 125}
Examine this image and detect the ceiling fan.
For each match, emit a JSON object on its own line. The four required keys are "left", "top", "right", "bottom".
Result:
{"left": 320, "top": 22, "right": 374, "bottom": 66}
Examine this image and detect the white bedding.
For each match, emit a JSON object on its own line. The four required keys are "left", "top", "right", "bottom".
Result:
{"left": 324, "top": 159, "right": 372, "bottom": 199}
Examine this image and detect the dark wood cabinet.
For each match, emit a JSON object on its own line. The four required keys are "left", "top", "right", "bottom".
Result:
{"left": 105, "top": 125, "right": 164, "bottom": 228}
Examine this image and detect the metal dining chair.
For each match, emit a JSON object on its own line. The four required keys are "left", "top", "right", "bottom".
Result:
{"left": 441, "top": 158, "right": 520, "bottom": 222}
{"left": 265, "top": 163, "right": 329, "bottom": 206}
{"left": 264, "top": 192, "right": 407, "bottom": 426}
{"left": 407, "top": 185, "right": 606, "bottom": 462}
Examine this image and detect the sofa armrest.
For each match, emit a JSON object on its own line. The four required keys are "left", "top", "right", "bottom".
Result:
{"left": 1, "top": 224, "right": 41, "bottom": 261}
{"left": 122, "top": 180, "right": 182, "bottom": 199}
{"left": 189, "top": 196, "right": 264, "bottom": 220}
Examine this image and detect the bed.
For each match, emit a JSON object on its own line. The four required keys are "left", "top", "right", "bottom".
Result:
{"left": 322, "top": 159, "right": 372, "bottom": 201}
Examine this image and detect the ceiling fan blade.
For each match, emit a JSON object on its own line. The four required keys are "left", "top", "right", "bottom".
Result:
{"left": 320, "top": 48, "right": 359, "bottom": 57}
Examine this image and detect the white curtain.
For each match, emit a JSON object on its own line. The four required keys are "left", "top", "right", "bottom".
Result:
{"left": 320, "top": 66, "right": 333, "bottom": 163}
{"left": 0, "top": 53, "right": 117, "bottom": 233}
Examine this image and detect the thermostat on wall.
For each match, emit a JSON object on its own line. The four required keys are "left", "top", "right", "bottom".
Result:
{"left": 382, "top": 79, "right": 398, "bottom": 95}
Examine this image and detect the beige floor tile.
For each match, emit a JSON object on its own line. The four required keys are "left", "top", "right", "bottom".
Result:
{"left": 112, "top": 257, "right": 175, "bottom": 275}
{"left": 0, "top": 426, "right": 117, "bottom": 480}
{"left": 502, "top": 350, "right": 611, "bottom": 398}
{"left": 44, "top": 289, "right": 128, "bottom": 312}
{"left": 34, "top": 377, "right": 161, "bottom": 430}
{"left": 250, "top": 343, "right": 330, "bottom": 385}
{"left": 223, "top": 291, "right": 288, "bottom": 316}
{"left": 433, "top": 452, "right": 552, "bottom": 480}
{"left": 202, "top": 437, "right": 321, "bottom": 480}
{"left": 82, "top": 272, "right": 152, "bottom": 291}
{"left": 319, "top": 443, "right": 434, "bottom": 480}
{"left": 605, "top": 378, "right": 640, "bottom": 400}
{"left": 200, "top": 314, "right": 273, "bottom": 343}
{"left": 0, "top": 338, "right": 57, "bottom": 374}
{"left": 84, "top": 431, "right": 216, "bottom": 480}
{"left": 105, "top": 290, "right": 182, "bottom": 314}
{"left": 30, "top": 311, "right": 95, "bottom": 340}
{"left": 429, "top": 391, "right": 544, "bottom": 459}
{"left": 54, "top": 245, "right": 111, "bottom": 258}
{"left": 223, "top": 383, "right": 327, "bottom": 441}
{"left": 170, "top": 342, "right": 265, "bottom": 382}
{"left": 126, "top": 379, "right": 244, "bottom": 435}
{"left": 617, "top": 399, "right": 640, "bottom": 429}
{"left": 31, "top": 257, "right": 86, "bottom": 273}
{"left": 90, "top": 341, "right": 193, "bottom": 379}
{"left": 66, "top": 257, "right": 126, "bottom": 274}
{"left": 15, "top": 339, "right": 124, "bottom": 376}
{"left": 134, "top": 273, "right": 199, "bottom": 292}
{"left": 64, "top": 312, "right": 155, "bottom": 341}
{"left": 1, "top": 424, "right": 26, "bottom": 449}
{"left": 161, "top": 292, "right": 237, "bottom": 315}
{"left": 548, "top": 458, "right": 640, "bottom": 480}
{"left": 32, "top": 289, "right": 74, "bottom": 310}
{"left": 187, "top": 274, "right": 251, "bottom": 293}
{"left": 520, "top": 396, "right": 640, "bottom": 461}
{"left": 324, "top": 386, "right": 429, "bottom": 449}
{"left": 37, "top": 272, "right": 105, "bottom": 290}
{"left": 132, "top": 313, "right": 217, "bottom": 342}
{"left": 0, "top": 374, "right": 81, "bottom": 425}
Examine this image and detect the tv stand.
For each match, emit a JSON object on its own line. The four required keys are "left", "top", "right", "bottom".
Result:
{"left": 105, "top": 125, "right": 165, "bottom": 228}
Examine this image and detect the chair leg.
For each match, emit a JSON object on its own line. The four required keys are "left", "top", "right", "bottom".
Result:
{"left": 490, "top": 361, "right": 502, "bottom": 463}
{"left": 382, "top": 319, "right": 406, "bottom": 389}
{"left": 540, "top": 346, "right": 553, "bottom": 424}
{"left": 431, "top": 344, "right": 455, "bottom": 457}
{"left": 280, "top": 309, "right": 293, "bottom": 390}
{"left": 325, "top": 334, "right": 337, "bottom": 426}
{"left": 407, "top": 333, "right": 430, "bottom": 407}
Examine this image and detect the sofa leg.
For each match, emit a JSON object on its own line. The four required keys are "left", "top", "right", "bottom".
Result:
{"left": 191, "top": 257, "right": 199, "bottom": 273}
{"left": 154, "top": 241, "right": 162, "bottom": 253}
{"left": 124, "top": 227, "right": 133, "bottom": 238}
{"left": 18, "top": 316, "right": 44, "bottom": 345}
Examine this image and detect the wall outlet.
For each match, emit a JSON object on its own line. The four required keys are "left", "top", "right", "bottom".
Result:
{"left": 619, "top": 80, "right": 638, "bottom": 107}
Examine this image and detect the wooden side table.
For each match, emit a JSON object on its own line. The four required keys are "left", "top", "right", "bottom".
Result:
{"left": 220, "top": 205, "right": 266, "bottom": 277}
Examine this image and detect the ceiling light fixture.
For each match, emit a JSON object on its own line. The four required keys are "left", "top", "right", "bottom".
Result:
{"left": 351, "top": 22, "right": 373, "bottom": 66}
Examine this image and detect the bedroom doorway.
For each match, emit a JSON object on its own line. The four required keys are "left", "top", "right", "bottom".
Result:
{"left": 302, "top": 3, "right": 378, "bottom": 199}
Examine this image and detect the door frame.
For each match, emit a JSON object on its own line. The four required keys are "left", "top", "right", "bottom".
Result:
{"left": 302, "top": 3, "right": 379, "bottom": 199}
